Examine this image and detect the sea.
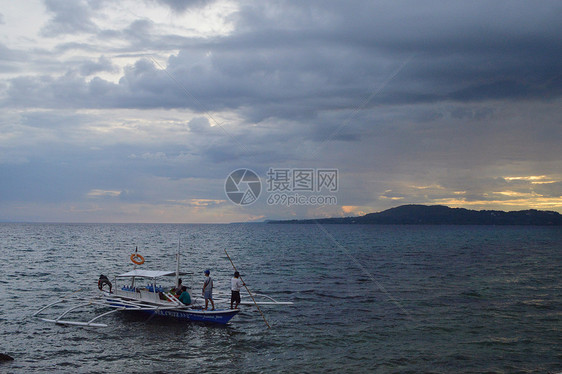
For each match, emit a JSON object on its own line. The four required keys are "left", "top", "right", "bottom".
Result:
{"left": 0, "top": 223, "right": 560, "bottom": 373}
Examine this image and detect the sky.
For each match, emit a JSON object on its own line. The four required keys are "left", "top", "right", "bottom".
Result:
{"left": 0, "top": 0, "right": 561, "bottom": 223}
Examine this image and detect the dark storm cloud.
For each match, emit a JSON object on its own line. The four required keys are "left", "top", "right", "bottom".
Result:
{"left": 225, "top": 1, "right": 562, "bottom": 104}
{"left": 4, "top": 0, "right": 561, "bottom": 159}
{"left": 3, "top": 1, "right": 560, "bottom": 125}
{"left": 4, "top": 60, "right": 173, "bottom": 109}
{"left": 151, "top": 0, "right": 216, "bottom": 13}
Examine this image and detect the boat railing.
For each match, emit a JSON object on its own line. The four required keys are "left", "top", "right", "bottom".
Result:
{"left": 163, "top": 292, "right": 182, "bottom": 306}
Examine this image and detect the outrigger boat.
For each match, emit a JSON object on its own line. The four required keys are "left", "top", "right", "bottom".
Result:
{"left": 34, "top": 248, "right": 292, "bottom": 327}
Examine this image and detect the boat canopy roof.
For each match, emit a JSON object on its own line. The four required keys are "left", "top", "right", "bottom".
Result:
{"left": 116, "top": 270, "right": 175, "bottom": 278}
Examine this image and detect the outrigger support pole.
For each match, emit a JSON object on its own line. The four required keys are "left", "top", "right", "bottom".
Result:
{"left": 224, "top": 249, "right": 271, "bottom": 329}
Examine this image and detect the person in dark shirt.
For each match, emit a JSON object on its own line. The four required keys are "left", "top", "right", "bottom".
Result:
{"left": 98, "top": 274, "right": 112, "bottom": 293}
{"left": 230, "top": 271, "right": 245, "bottom": 309}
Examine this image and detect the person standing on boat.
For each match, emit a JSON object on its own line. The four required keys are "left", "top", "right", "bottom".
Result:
{"left": 202, "top": 269, "right": 215, "bottom": 311}
{"left": 230, "top": 271, "right": 245, "bottom": 309}
{"left": 178, "top": 286, "right": 191, "bottom": 305}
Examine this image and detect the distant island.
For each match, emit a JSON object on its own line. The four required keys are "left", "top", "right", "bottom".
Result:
{"left": 267, "top": 205, "right": 562, "bottom": 225}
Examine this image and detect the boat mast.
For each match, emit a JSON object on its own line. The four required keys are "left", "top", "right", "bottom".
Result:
{"left": 175, "top": 237, "right": 180, "bottom": 288}
{"left": 132, "top": 246, "right": 138, "bottom": 288}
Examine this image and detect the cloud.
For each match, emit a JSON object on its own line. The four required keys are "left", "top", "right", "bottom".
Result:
{"left": 79, "top": 56, "right": 119, "bottom": 76}
{"left": 0, "top": 42, "right": 22, "bottom": 62}
{"left": 1, "top": 1, "right": 561, "bottom": 222}
{"left": 187, "top": 116, "right": 212, "bottom": 133}
{"left": 4, "top": 1, "right": 560, "bottom": 116}
{"left": 41, "top": 0, "right": 99, "bottom": 36}
{"left": 87, "top": 189, "right": 122, "bottom": 198}
{"left": 151, "top": 0, "right": 215, "bottom": 13}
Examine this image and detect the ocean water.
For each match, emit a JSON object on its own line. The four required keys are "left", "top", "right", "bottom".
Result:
{"left": 0, "top": 223, "right": 561, "bottom": 373}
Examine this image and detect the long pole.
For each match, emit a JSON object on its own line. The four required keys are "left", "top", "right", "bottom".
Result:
{"left": 224, "top": 249, "right": 270, "bottom": 329}
{"left": 175, "top": 237, "right": 180, "bottom": 288}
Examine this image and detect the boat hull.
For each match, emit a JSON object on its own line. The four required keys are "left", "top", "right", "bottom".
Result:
{"left": 148, "top": 308, "right": 239, "bottom": 324}
{"left": 108, "top": 300, "right": 240, "bottom": 325}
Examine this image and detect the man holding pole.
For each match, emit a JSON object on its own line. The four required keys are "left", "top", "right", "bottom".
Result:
{"left": 224, "top": 249, "right": 271, "bottom": 328}
{"left": 230, "top": 271, "right": 245, "bottom": 309}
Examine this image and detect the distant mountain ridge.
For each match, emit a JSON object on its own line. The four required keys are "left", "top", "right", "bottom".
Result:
{"left": 268, "top": 205, "right": 562, "bottom": 225}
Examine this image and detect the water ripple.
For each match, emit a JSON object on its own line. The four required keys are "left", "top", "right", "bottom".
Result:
{"left": 0, "top": 223, "right": 560, "bottom": 373}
